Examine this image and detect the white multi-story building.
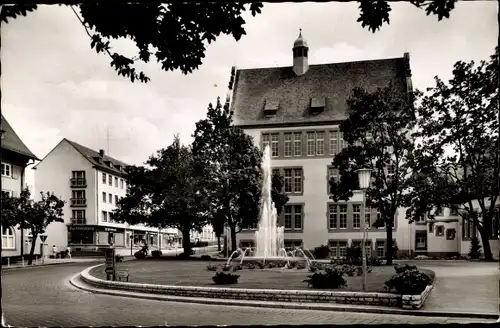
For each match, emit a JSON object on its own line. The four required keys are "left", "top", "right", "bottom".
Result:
{"left": 33, "top": 139, "right": 179, "bottom": 255}
{"left": 1, "top": 114, "right": 41, "bottom": 260}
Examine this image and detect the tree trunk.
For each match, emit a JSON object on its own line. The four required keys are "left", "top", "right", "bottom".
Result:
{"left": 217, "top": 236, "right": 221, "bottom": 251}
{"left": 477, "top": 226, "right": 493, "bottom": 261}
{"left": 229, "top": 224, "right": 237, "bottom": 253}
{"left": 385, "top": 224, "right": 393, "bottom": 265}
{"left": 27, "top": 233, "right": 38, "bottom": 265}
{"left": 181, "top": 228, "right": 192, "bottom": 258}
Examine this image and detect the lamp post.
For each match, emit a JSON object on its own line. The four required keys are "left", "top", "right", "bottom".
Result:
{"left": 356, "top": 168, "right": 372, "bottom": 292}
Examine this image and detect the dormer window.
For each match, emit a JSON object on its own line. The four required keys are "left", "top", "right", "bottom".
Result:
{"left": 263, "top": 99, "right": 279, "bottom": 117}
{"left": 115, "top": 165, "right": 122, "bottom": 171}
{"left": 93, "top": 156, "right": 103, "bottom": 164}
{"left": 310, "top": 97, "right": 325, "bottom": 114}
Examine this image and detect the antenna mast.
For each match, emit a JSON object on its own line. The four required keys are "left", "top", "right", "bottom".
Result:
{"left": 107, "top": 127, "right": 110, "bottom": 156}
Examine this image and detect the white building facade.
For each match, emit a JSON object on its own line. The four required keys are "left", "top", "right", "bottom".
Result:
{"left": 33, "top": 139, "right": 179, "bottom": 256}
{"left": 1, "top": 114, "right": 41, "bottom": 260}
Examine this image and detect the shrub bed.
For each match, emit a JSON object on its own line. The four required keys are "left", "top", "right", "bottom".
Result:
{"left": 384, "top": 264, "right": 434, "bottom": 295}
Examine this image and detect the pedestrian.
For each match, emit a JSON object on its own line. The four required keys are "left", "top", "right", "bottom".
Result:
{"left": 52, "top": 245, "right": 58, "bottom": 258}
{"left": 67, "top": 246, "right": 72, "bottom": 259}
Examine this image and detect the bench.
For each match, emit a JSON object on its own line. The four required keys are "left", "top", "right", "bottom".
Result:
{"left": 116, "top": 270, "right": 130, "bottom": 282}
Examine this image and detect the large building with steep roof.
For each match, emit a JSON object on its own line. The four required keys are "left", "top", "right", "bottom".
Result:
{"left": 229, "top": 31, "right": 414, "bottom": 257}
{"left": 1, "top": 114, "right": 40, "bottom": 260}
{"left": 33, "top": 139, "right": 180, "bottom": 256}
{"left": 230, "top": 31, "right": 498, "bottom": 259}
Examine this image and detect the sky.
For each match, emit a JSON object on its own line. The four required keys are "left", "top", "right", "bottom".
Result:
{"left": 1, "top": 2, "right": 497, "bottom": 190}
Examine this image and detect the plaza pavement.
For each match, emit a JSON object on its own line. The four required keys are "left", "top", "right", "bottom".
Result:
{"left": 408, "top": 260, "right": 499, "bottom": 314}
{"left": 2, "top": 262, "right": 495, "bottom": 326}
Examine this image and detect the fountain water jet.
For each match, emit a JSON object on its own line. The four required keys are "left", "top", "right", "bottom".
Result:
{"left": 254, "top": 145, "right": 285, "bottom": 262}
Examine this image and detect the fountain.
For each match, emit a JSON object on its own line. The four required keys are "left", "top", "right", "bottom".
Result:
{"left": 254, "top": 145, "right": 285, "bottom": 260}
{"left": 225, "top": 145, "right": 312, "bottom": 269}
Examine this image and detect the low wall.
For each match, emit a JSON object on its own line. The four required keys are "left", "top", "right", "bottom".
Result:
{"left": 402, "top": 284, "right": 434, "bottom": 310}
{"left": 81, "top": 264, "right": 408, "bottom": 307}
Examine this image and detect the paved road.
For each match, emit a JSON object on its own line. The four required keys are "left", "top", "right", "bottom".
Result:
{"left": 1, "top": 262, "right": 495, "bottom": 326}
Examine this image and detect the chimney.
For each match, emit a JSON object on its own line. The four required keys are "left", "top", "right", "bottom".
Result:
{"left": 99, "top": 149, "right": 105, "bottom": 157}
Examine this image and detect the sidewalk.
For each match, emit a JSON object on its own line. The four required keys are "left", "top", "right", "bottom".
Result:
{"left": 2, "top": 257, "right": 101, "bottom": 270}
{"left": 417, "top": 261, "right": 498, "bottom": 314}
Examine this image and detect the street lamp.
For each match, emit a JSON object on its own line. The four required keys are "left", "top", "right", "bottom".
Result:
{"left": 356, "top": 168, "right": 372, "bottom": 292}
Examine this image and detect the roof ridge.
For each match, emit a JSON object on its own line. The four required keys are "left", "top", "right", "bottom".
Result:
{"left": 236, "top": 56, "right": 404, "bottom": 72}
{"left": 1, "top": 114, "right": 40, "bottom": 160}
{"left": 65, "top": 138, "right": 129, "bottom": 166}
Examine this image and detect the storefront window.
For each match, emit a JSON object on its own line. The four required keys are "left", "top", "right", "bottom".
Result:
{"left": 69, "top": 231, "right": 94, "bottom": 244}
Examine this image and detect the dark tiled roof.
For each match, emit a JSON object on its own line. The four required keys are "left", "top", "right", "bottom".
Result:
{"left": 1, "top": 114, "right": 39, "bottom": 160}
{"left": 65, "top": 139, "right": 129, "bottom": 176}
{"left": 231, "top": 56, "right": 409, "bottom": 127}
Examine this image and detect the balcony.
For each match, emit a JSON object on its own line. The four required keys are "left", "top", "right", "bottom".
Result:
{"left": 70, "top": 198, "right": 87, "bottom": 207}
{"left": 70, "top": 178, "right": 87, "bottom": 188}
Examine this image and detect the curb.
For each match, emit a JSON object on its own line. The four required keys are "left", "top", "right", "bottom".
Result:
{"left": 71, "top": 265, "right": 499, "bottom": 320}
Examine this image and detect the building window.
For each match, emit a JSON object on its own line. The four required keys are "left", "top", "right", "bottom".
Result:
{"left": 352, "top": 204, "right": 361, "bottom": 229}
{"left": 108, "top": 193, "right": 112, "bottom": 204}
{"left": 102, "top": 173, "right": 106, "bottom": 184}
{"left": 71, "top": 171, "right": 86, "bottom": 186}
{"left": 284, "top": 133, "right": 292, "bottom": 157}
{"left": 428, "top": 222, "right": 434, "bottom": 233}
{"left": 102, "top": 192, "right": 106, "bottom": 203}
{"left": 115, "top": 195, "right": 119, "bottom": 204}
{"left": 270, "top": 133, "right": 279, "bottom": 157}
{"left": 72, "top": 190, "right": 86, "bottom": 200}
{"left": 293, "top": 169, "right": 302, "bottom": 193}
{"left": 2, "top": 226, "right": 15, "bottom": 249}
{"left": 306, "top": 132, "right": 315, "bottom": 156}
{"left": 102, "top": 211, "right": 108, "bottom": 222}
{"left": 435, "top": 207, "right": 444, "bottom": 216}
{"left": 338, "top": 241, "right": 347, "bottom": 258}
{"left": 262, "top": 134, "right": 270, "bottom": 150}
{"left": 376, "top": 241, "right": 385, "bottom": 258}
{"left": 1, "top": 163, "right": 12, "bottom": 177}
{"left": 114, "top": 177, "right": 118, "bottom": 187}
{"left": 387, "top": 164, "right": 395, "bottom": 177}
{"left": 435, "top": 225, "right": 444, "bottom": 236}
{"left": 246, "top": 222, "right": 258, "bottom": 230}
{"left": 327, "top": 167, "right": 339, "bottom": 194}
{"left": 328, "top": 204, "right": 337, "bottom": 229}
{"left": 293, "top": 133, "right": 302, "bottom": 156}
{"left": 284, "top": 240, "right": 302, "bottom": 250}
{"left": 71, "top": 210, "right": 86, "bottom": 224}
{"left": 415, "top": 232, "right": 427, "bottom": 250}
{"left": 316, "top": 131, "right": 324, "bottom": 155}
{"left": 450, "top": 206, "right": 459, "bottom": 216}
{"left": 284, "top": 169, "right": 292, "bottom": 193}
{"left": 2, "top": 190, "right": 13, "bottom": 198}
{"left": 120, "top": 179, "right": 124, "bottom": 189}
{"left": 108, "top": 175, "right": 112, "bottom": 186}
{"left": 69, "top": 230, "right": 94, "bottom": 244}
{"left": 446, "top": 228, "right": 456, "bottom": 240}
{"left": 283, "top": 204, "right": 303, "bottom": 231}
{"left": 339, "top": 132, "right": 348, "bottom": 151}
{"left": 415, "top": 215, "right": 425, "bottom": 224}
{"left": 283, "top": 168, "right": 303, "bottom": 194}
{"left": 339, "top": 204, "right": 347, "bottom": 229}
{"left": 329, "top": 131, "right": 338, "bottom": 156}
{"left": 365, "top": 207, "right": 372, "bottom": 228}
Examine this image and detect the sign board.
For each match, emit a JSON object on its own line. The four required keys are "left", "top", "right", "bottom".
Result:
{"left": 104, "top": 227, "right": 117, "bottom": 232}
{"left": 68, "top": 225, "right": 95, "bottom": 231}
{"left": 40, "top": 235, "right": 47, "bottom": 242}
